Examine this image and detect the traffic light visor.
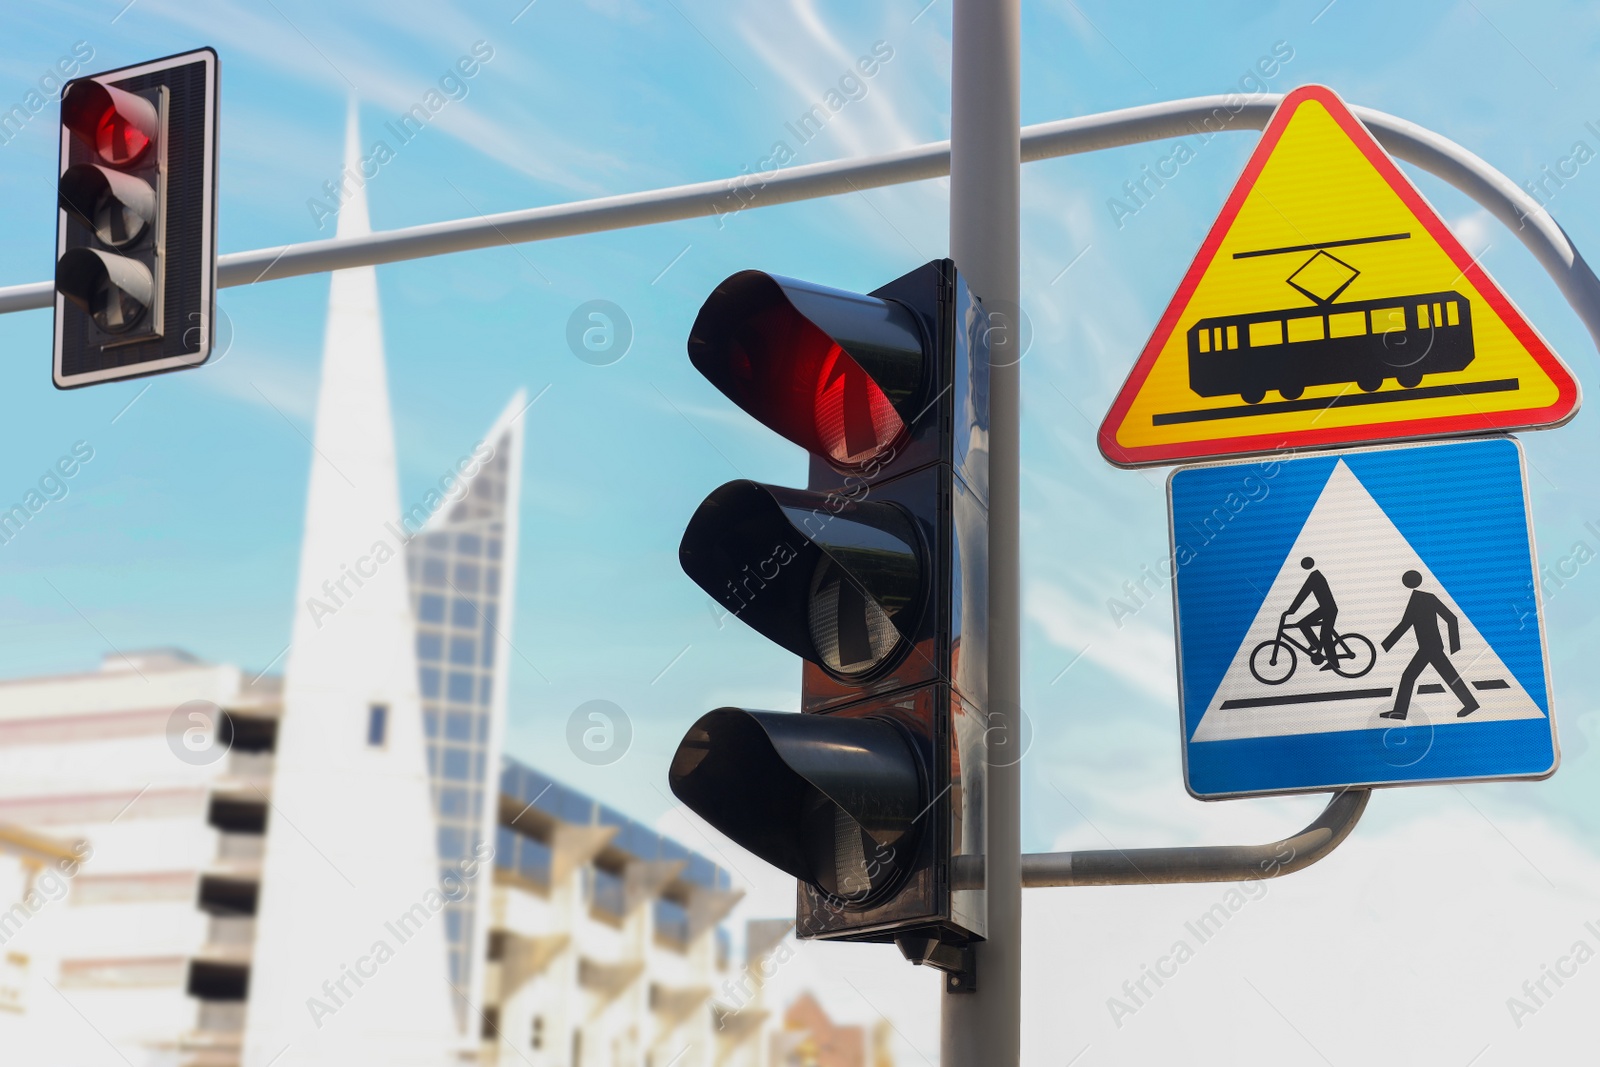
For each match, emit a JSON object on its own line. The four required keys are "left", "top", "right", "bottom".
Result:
{"left": 669, "top": 708, "right": 924, "bottom": 902}
{"left": 680, "top": 480, "right": 924, "bottom": 679}
{"left": 59, "top": 164, "right": 156, "bottom": 248}
{"left": 56, "top": 247, "right": 152, "bottom": 333}
{"left": 688, "top": 271, "right": 927, "bottom": 470}
{"left": 61, "top": 80, "right": 157, "bottom": 166}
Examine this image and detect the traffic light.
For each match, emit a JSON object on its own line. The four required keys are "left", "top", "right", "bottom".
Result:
{"left": 668, "top": 261, "right": 990, "bottom": 984}
{"left": 54, "top": 48, "right": 218, "bottom": 388}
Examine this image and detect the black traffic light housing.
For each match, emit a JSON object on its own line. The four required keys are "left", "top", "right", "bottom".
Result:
{"left": 54, "top": 48, "right": 218, "bottom": 388}
{"left": 669, "top": 260, "right": 989, "bottom": 977}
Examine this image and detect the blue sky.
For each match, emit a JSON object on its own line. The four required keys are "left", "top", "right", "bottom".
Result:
{"left": 6, "top": 1, "right": 1600, "bottom": 1059}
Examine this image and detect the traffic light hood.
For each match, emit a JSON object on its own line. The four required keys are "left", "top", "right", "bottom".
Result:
{"left": 687, "top": 270, "right": 928, "bottom": 470}
{"left": 668, "top": 708, "right": 924, "bottom": 901}
{"left": 679, "top": 479, "right": 924, "bottom": 679}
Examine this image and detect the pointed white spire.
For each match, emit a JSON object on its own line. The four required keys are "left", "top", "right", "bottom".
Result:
{"left": 337, "top": 95, "right": 371, "bottom": 240}
{"left": 243, "top": 103, "right": 458, "bottom": 1067}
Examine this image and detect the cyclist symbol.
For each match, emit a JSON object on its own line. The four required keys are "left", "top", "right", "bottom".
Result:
{"left": 1249, "top": 556, "right": 1377, "bottom": 685}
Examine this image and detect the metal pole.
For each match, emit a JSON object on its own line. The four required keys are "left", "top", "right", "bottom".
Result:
{"left": 6, "top": 97, "right": 1599, "bottom": 349}
{"left": 947, "top": 1, "right": 1020, "bottom": 1064}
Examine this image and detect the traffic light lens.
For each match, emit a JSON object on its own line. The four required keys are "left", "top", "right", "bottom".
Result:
{"left": 800, "top": 789, "right": 903, "bottom": 901}
{"left": 689, "top": 272, "right": 926, "bottom": 471}
{"left": 94, "top": 106, "right": 151, "bottom": 165}
{"left": 809, "top": 556, "right": 901, "bottom": 677}
{"left": 62, "top": 80, "right": 159, "bottom": 166}
{"left": 813, "top": 342, "right": 905, "bottom": 468}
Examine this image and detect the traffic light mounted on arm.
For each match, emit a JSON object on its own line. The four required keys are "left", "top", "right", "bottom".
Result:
{"left": 668, "top": 260, "right": 990, "bottom": 988}
{"left": 54, "top": 48, "right": 218, "bottom": 388}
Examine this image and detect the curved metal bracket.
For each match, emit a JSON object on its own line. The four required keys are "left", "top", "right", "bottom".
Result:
{"left": 952, "top": 789, "right": 1369, "bottom": 890}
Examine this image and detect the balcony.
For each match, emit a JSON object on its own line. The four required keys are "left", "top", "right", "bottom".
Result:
{"left": 216, "top": 834, "right": 263, "bottom": 861}
{"left": 198, "top": 917, "right": 256, "bottom": 964}
{"left": 182, "top": 998, "right": 247, "bottom": 1067}
{"left": 225, "top": 749, "right": 274, "bottom": 781}
{"left": 196, "top": 1000, "right": 246, "bottom": 1033}
{"left": 210, "top": 833, "right": 264, "bottom": 880}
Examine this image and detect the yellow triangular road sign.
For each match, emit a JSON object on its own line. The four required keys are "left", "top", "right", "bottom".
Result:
{"left": 1099, "top": 85, "right": 1579, "bottom": 468}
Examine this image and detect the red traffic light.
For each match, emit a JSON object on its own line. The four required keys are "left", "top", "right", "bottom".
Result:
{"left": 688, "top": 272, "right": 928, "bottom": 470}
{"left": 61, "top": 80, "right": 158, "bottom": 166}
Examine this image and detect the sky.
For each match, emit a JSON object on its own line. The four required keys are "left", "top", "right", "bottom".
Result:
{"left": 5, "top": 0, "right": 1600, "bottom": 1063}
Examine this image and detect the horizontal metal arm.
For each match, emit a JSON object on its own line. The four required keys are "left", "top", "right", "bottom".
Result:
{"left": 951, "top": 788, "right": 1369, "bottom": 889}
{"left": 6, "top": 94, "right": 1597, "bottom": 352}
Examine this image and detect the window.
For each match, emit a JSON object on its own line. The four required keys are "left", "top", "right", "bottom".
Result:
{"left": 1328, "top": 310, "right": 1366, "bottom": 338}
{"left": 1369, "top": 307, "right": 1405, "bottom": 334}
{"left": 451, "top": 598, "right": 477, "bottom": 628}
{"left": 439, "top": 826, "right": 465, "bottom": 859}
{"left": 1247, "top": 320, "right": 1283, "bottom": 347}
{"left": 1286, "top": 315, "right": 1324, "bottom": 343}
{"left": 449, "top": 636, "right": 476, "bottom": 665}
{"left": 424, "top": 710, "right": 439, "bottom": 738}
{"left": 442, "top": 748, "right": 471, "bottom": 780}
{"left": 531, "top": 1015, "right": 543, "bottom": 1050}
{"left": 441, "top": 788, "right": 468, "bottom": 817}
{"left": 421, "top": 558, "right": 446, "bottom": 587}
{"left": 418, "top": 594, "right": 445, "bottom": 623}
{"left": 496, "top": 826, "right": 515, "bottom": 866}
{"left": 417, "top": 632, "right": 442, "bottom": 661}
{"left": 445, "top": 711, "right": 474, "bottom": 741}
{"left": 457, "top": 533, "right": 482, "bottom": 556}
{"left": 447, "top": 672, "right": 475, "bottom": 703}
{"left": 454, "top": 562, "right": 481, "bottom": 593}
{"left": 367, "top": 704, "right": 388, "bottom": 747}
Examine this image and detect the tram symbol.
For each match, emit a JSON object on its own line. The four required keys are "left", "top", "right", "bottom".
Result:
{"left": 1186, "top": 232, "right": 1476, "bottom": 405}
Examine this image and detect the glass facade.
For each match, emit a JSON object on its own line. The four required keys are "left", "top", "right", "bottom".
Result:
{"left": 406, "top": 428, "right": 516, "bottom": 1027}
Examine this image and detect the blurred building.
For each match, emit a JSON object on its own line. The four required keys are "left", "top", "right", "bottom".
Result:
{"left": 771, "top": 994, "right": 895, "bottom": 1067}
{"left": 483, "top": 761, "right": 766, "bottom": 1067}
{"left": 0, "top": 103, "right": 785, "bottom": 1067}
{"left": 407, "top": 392, "right": 525, "bottom": 1031}
{"left": 0, "top": 652, "right": 781, "bottom": 1067}
{"left": 0, "top": 650, "right": 283, "bottom": 1065}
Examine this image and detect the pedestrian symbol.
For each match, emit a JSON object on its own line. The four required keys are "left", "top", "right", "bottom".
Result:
{"left": 1169, "top": 437, "right": 1556, "bottom": 798}
{"left": 1380, "top": 570, "right": 1478, "bottom": 721}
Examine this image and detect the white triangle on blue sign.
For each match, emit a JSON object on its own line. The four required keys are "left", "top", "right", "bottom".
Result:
{"left": 1191, "top": 459, "right": 1544, "bottom": 743}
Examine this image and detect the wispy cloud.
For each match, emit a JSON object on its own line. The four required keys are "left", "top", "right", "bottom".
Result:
{"left": 1027, "top": 579, "right": 1176, "bottom": 703}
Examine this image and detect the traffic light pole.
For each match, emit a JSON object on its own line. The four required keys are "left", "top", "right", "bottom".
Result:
{"left": 946, "top": 1, "right": 1021, "bottom": 1064}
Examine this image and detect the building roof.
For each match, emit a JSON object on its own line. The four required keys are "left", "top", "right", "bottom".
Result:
{"left": 499, "top": 755, "right": 733, "bottom": 891}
